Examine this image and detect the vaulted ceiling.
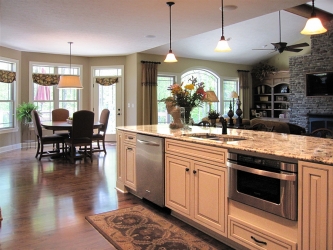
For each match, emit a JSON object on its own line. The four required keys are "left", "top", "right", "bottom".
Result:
{"left": 0, "top": 0, "right": 332, "bottom": 65}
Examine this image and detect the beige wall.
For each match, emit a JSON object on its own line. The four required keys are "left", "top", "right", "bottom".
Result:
{"left": 1, "top": 46, "right": 257, "bottom": 150}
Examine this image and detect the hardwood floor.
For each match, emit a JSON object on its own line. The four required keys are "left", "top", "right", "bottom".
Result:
{"left": 0, "top": 144, "right": 233, "bottom": 250}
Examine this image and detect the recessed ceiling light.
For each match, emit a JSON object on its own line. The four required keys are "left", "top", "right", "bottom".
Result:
{"left": 220, "top": 5, "right": 237, "bottom": 11}
{"left": 145, "top": 35, "right": 156, "bottom": 38}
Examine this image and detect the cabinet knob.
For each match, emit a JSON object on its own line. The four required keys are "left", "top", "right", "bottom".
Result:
{"left": 193, "top": 170, "right": 197, "bottom": 174}
{"left": 185, "top": 168, "right": 189, "bottom": 172}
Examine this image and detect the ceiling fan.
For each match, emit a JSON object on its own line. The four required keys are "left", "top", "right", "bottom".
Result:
{"left": 253, "top": 11, "right": 309, "bottom": 54}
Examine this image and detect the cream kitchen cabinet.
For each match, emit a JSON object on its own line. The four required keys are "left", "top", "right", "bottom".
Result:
{"left": 116, "top": 130, "right": 137, "bottom": 192}
{"left": 165, "top": 138, "right": 228, "bottom": 236}
{"left": 298, "top": 161, "right": 333, "bottom": 250}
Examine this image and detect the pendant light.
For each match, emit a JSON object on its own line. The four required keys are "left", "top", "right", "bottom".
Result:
{"left": 300, "top": 0, "right": 327, "bottom": 35}
{"left": 164, "top": 2, "right": 177, "bottom": 63}
{"left": 215, "top": 0, "right": 231, "bottom": 52}
{"left": 58, "top": 42, "right": 83, "bottom": 89}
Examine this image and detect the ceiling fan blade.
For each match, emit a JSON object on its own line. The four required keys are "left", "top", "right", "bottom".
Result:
{"left": 286, "top": 42, "right": 309, "bottom": 49}
{"left": 284, "top": 48, "right": 303, "bottom": 52}
{"left": 272, "top": 42, "right": 287, "bottom": 49}
{"left": 252, "top": 49, "right": 275, "bottom": 51}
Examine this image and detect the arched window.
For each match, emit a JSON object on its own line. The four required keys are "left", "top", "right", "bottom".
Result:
{"left": 181, "top": 69, "right": 219, "bottom": 123}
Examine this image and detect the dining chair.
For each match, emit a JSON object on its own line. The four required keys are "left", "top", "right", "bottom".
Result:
{"left": 31, "top": 110, "right": 65, "bottom": 160}
{"left": 64, "top": 110, "right": 94, "bottom": 163}
{"left": 92, "top": 109, "right": 110, "bottom": 154}
{"left": 310, "top": 128, "right": 333, "bottom": 138}
{"left": 52, "top": 108, "right": 70, "bottom": 136}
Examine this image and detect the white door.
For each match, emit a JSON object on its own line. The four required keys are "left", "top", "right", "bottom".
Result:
{"left": 92, "top": 66, "right": 124, "bottom": 141}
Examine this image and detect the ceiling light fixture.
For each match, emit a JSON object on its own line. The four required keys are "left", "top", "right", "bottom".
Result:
{"left": 58, "top": 42, "right": 83, "bottom": 89}
{"left": 164, "top": 2, "right": 177, "bottom": 63}
{"left": 215, "top": 0, "right": 231, "bottom": 52}
{"left": 300, "top": 0, "right": 327, "bottom": 35}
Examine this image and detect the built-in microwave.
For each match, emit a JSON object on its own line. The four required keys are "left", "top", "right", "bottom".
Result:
{"left": 227, "top": 152, "right": 298, "bottom": 221}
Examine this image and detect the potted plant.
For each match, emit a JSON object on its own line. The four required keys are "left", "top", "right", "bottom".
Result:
{"left": 251, "top": 62, "right": 278, "bottom": 82}
{"left": 208, "top": 110, "right": 220, "bottom": 127}
{"left": 16, "top": 102, "right": 39, "bottom": 124}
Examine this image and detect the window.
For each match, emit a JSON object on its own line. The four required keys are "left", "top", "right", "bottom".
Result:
{"left": 31, "top": 63, "right": 82, "bottom": 121}
{"left": 0, "top": 58, "right": 17, "bottom": 131}
{"left": 181, "top": 69, "right": 219, "bottom": 123}
{"left": 157, "top": 75, "right": 176, "bottom": 124}
{"left": 221, "top": 79, "right": 239, "bottom": 115}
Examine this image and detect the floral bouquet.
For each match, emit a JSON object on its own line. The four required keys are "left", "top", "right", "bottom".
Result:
{"left": 167, "top": 76, "right": 206, "bottom": 108}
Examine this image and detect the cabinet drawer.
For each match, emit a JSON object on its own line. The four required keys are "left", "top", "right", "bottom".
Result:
{"left": 165, "top": 139, "right": 226, "bottom": 166}
{"left": 123, "top": 132, "right": 136, "bottom": 145}
{"left": 228, "top": 216, "right": 296, "bottom": 250}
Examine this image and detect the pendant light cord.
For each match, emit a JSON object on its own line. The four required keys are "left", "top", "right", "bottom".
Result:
{"left": 68, "top": 42, "right": 73, "bottom": 73}
{"left": 279, "top": 11, "right": 281, "bottom": 42}
{"left": 167, "top": 2, "right": 174, "bottom": 51}
{"left": 221, "top": 0, "right": 224, "bottom": 38}
{"left": 311, "top": 0, "right": 316, "bottom": 17}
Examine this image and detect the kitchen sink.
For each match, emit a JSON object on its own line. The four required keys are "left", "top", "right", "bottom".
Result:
{"left": 182, "top": 133, "right": 247, "bottom": 142}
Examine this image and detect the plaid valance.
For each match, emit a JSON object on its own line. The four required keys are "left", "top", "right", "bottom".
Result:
{"left": 96, "top": 77, "right": 118, "bottom": 86}
{"left": 32, "top": 73, "right": 60, "bottom": 86}
{"left": 0, "top": 70, "right": 16, "bottom": 83}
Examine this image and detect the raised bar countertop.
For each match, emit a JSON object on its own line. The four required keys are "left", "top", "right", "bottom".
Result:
{"left": 117, "top": 124, "right": 333, "bottom": 165}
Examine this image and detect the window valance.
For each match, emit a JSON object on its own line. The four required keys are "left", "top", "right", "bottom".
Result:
{"left": 96, "top": 77, "right": 118, "bottom": 86}
{"left": 32, "top": 73, "right": 60, "bottom": 86}
{"left": 0, "top": 70, "right": 16, "bottom": 83}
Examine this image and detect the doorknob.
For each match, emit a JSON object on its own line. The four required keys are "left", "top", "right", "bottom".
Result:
{"left": 117, "top": 113, "right": 121, "bottom": 115}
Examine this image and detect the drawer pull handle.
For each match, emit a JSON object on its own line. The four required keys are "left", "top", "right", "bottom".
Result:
{"left": 193, "top": 170, "right": 197, "bottom": 174}
{"left": 128, "top": 137, "right": 134, "bottom": 140}
{"left": 127, "top": 148, "right": 132, "bottom": 151}
{"left": 185, "top": 168, "right": 189, "bottom": 172}
{"left": 251, "top": 236, "right": 267, "bottom": 245}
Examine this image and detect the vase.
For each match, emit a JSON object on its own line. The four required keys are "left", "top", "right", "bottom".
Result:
{"left": 180, "top": 106, "right": 192, "bottom": 130}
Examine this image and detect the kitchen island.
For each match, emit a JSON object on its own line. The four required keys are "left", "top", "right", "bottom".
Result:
{"left": 116, "top": 124, "right": 333, "bottom": 250}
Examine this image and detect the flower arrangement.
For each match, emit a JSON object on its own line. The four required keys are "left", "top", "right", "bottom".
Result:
{"left": 167, "top": 76, "right": 206, "bottom": 108}
{"left": 208, "top": 110, "right": 220, "bottom": 119}
{"left": 251, "top": 62, "right": 278, "bottom": 82}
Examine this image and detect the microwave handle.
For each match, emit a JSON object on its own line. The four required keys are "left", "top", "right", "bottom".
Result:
{"left": 227, "top": 162, "right": 296, "bottom": 181}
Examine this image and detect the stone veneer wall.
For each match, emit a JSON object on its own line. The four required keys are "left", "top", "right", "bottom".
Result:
{"left": 289, "top": 19, "right": 333, "bottom": 132}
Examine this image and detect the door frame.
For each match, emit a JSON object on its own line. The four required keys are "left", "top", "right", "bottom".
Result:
{"left": 91, "top": 65, "right": 124, "bottom": 141}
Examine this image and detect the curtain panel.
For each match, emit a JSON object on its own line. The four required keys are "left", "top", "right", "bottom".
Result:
{"left": 96, "top": 77, "right": 118, "bottom": 86}
{"left": 238, "top": 70, "right": 250, "bottom": 119}
{"left": 141, "top": 61, "right": 160, "bottom": 125}
{"left": 0, "top": 70, "right": 16, "bottom": 83}
{"left": 32, "top": 73, "right": 60, "bottom": 86}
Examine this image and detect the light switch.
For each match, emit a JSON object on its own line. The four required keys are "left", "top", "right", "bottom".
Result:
{"left": 128, "top": 103, "right": 130, "bottom": 108}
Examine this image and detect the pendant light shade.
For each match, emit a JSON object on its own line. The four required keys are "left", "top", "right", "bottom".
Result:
{"left": 215, "top": 0, "right": 231, "bottom": 52}
{"left": 164, "top": 2, "right": 177, "bottom": 63}
{"left": 300, "top": 0, "right": 327, "bottom": 35}
{"left": 58, "top": 42, "right": 83, "bottom": 89}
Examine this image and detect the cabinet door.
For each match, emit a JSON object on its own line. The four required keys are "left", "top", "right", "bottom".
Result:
{"left": 165, "top": 154, "right": 191, "bottom": 217}
{"left": 124, "top": 144, "right": 136, "bottom": 191}
{"left": 299, "top": 161, "right": 333, "bottom": 250}
{"left": 193, "top": 162, "right": 227, "bottom": 236}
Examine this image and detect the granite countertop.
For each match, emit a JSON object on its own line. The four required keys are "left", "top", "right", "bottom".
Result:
{"left": 117, "top": 124, "right": 333, "bottom": 166}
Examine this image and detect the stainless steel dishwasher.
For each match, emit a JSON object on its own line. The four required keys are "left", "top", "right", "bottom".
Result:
{"left": 136, "top": 134, "right": 165, "bottom": 207}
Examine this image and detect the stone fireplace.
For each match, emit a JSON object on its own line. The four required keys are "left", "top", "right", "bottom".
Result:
{"left": 289, "top": 19, "right": 333, "bottom": 132}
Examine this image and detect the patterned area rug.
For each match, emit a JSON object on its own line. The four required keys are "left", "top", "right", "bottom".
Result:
{"left": 86, "top": 205, "right": 218, "bottom": 250}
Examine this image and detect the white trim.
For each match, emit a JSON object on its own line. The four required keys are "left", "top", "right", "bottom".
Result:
{"left": 0, "top": 56, "right": 19, "bottom": 133}
{"left": 0, "top": 143, "right": 21, "bottom": 153}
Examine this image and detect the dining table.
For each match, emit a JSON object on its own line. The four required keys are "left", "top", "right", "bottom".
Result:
{"left": 41, "top": 121, "right": 103, "bottom": 131}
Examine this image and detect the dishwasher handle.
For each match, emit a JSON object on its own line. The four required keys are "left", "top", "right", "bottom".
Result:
{"left": 137, "top": 139, "right": 161, "bottom": 147}
{"left": 227, "top": 161, "right": 296, "bottom": 181}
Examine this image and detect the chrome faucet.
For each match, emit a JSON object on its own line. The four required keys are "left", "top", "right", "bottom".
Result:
{"left": 220, "top": 117, "right": 227, "bottom": 134}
